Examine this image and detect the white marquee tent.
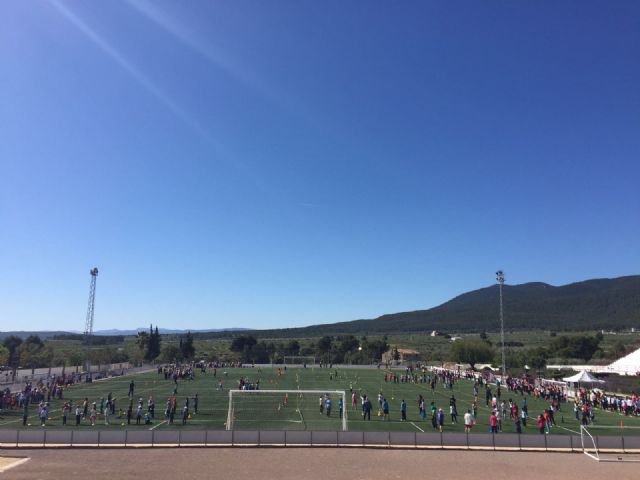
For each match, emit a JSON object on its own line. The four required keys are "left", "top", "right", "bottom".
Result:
{"left": 562, "top": 370, "right": 605, "bottom": 384}
{"left": 607, "top": 346, "right": 640, "bottom": 375}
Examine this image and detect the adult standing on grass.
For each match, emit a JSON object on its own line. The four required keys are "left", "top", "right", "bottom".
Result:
{"left": 464, "top": 409, "right": 474, "bottom": 433}
{"left": 40, "top": 404, "right": 48, "bottom": 427}
{"left": 128, "top": 380, "right": 135, "bottom": 398}
{"left": 325, "top": 396, "right": 332, "bottom": 417}
{"left": 170, "top": 401, "right": 176, "bottom": 425}
{"left": 400, "top": 399, "right": 407, "bottom": 422}
{"left": 136, "top": 403, "right": 143, "bottom": 425}
{"left": 430, "top": 402, "right": 437, "bottom": 429}
{"left": 382, "top": 397, "right": 389, "bottom": 421}
{"left": 90, "top": 403, "right": 97, "bottom": 426}
{"left": 363, "top": 395, "right": 371, "bottom": 420}
{"left": 450, "top": 396, "right": 458, "bottom": 424}
{"left": 148, "top": 396, "right": 155, "bottom": 419}
{"left": 127, "top": 403, "right": 132, "bottom": 425}
{"left": 338, "top": 397, "right": 343, "bottom": 419}
{"left": 62, "top": 402, "right": 69, "bottom": 426}
{"left": 75, "top": 405, "right": 82, "bottom": 426}
{"left": 182, "top": 405, "right": 188, "bottom": 425}
{"left": 437, "top": 408, "right": 445, "bottom": 432}
{"left": 514, "top": 415, "right": 522, "bottom": 434}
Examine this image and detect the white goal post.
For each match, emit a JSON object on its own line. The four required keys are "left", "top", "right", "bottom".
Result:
{"left": 581, "top": 425, "right": 640, "bottom": 463}
{"left": 283, "top": 356, "right": 316, "bottom": 365}
{"left": 226, "top": 389, "right": 348, "bottom": 431}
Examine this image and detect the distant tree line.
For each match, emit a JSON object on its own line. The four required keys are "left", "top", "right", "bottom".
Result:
{"left": 51, "top": 334, "right": 125, "bottom": 344}
{"left": 450, "top": 333, "right": 606, "bottom": 372}
{"left": 228, "top": 334, "right": 389, "bottom": 365}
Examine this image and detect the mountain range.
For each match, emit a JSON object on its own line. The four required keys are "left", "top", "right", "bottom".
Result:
{"left": 199, "top": 275, "right": 640, "bottom": 338}
{"left": 2, "top": 275, "right": 639, "bottom": 339}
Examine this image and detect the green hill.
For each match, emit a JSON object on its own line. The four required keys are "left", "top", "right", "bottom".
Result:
{"left": 209, "top": 275, "right": 640, "bottom": 338}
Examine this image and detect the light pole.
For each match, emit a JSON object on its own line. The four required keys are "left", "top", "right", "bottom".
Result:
{"left": 496, "top": 270, "right": 506, "bottom": 380}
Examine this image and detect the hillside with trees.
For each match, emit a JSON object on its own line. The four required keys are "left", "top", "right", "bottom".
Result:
{"left": 201, "top": 275, "right": 640, "bottom": 338}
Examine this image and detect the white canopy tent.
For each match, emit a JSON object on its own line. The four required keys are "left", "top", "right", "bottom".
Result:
{"left": 608, "top": 345, "right": 640, "bottom": 375}
{"left": 563, "top": 370, "right": 605, "bottom": 384}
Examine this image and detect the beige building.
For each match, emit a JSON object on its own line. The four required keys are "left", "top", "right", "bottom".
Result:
{"left": 382, "top": 348, "right": 421, "bottom": 365}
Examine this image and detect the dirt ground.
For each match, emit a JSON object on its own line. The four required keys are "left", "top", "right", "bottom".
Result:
{"left": 1, "top": 448, "right": 639, "bottom": 480}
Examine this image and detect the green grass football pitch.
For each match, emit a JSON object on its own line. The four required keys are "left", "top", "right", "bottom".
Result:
{"left": 2, "top": 367, "right": 639, "bottom": 435}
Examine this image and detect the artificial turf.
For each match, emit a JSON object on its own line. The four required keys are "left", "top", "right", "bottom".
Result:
{"left": 2, "top": 366, "right": 638, "bottom": 435}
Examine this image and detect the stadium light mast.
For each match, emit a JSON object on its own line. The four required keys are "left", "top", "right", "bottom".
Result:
{"left": 84, "top": 268, "right": 99, "bottom": 379}
{"left": 496, "top": 270, "right": 506, "bottom": 380}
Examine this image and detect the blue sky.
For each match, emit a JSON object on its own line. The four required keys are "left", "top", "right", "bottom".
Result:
{"left": 1, "top": 1, "right": 638, "bottom": 332}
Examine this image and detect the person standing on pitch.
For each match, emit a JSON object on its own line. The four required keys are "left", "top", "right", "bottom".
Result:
{"left": 382, "top": 397, "right": 389, "bottom": 421}
{"left": 400, "top": 399, "right": 407, "bottom": 421}
{"left": 128, "top": 380, "right": 135, "bottom": 398}
{"left": 182, "top": 405, "right": 189, "bottom": 425}
{"left": 363, "top": 395, "right": 371, "bottom": 420}
{"left": 464, "top": 409, "right": 474, "bottom": 433}
{"left": 437, "top": 408, "right": 445, "bottom": 432}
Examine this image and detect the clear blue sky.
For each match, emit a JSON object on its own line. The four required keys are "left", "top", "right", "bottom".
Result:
{"left": 1, "top": 1, "right": 638, "bottom": 332}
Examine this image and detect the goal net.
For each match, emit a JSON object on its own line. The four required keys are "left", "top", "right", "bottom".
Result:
{"left": 226, "top": 389, "right": 348, "bottom": 431}
{"left": 283, "top": 356, "right": 316, "bottom": 366}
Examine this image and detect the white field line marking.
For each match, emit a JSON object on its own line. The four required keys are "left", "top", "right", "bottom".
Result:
{"left": 149, "top": 420, "right": 168, "bottom": 430}
{"left": 558, "top": 426, "right": 581, "bottom": 435}
{"left": 410, "top": 422, "right": 424, "bottom": 432}
{"left": 0, "top": 457, "right": 30, "bottom": 473}
{"left": 0, "top": 418, "right": 23, "bottom": 426}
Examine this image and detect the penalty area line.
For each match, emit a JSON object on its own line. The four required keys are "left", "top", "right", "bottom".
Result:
{"left": 410, "top": 422, "right": 424, "bottom": 432}
{"left": 149, "top": 420, "right": 168, "bottom": 431}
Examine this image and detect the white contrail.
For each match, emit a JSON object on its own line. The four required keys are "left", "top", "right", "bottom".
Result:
{"left": 48, "top": 0, "right": 221, "bottom": 151}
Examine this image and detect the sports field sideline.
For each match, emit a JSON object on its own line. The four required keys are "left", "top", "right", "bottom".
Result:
{"left": 2, "top": 367, "right": 639, "bottom": 435}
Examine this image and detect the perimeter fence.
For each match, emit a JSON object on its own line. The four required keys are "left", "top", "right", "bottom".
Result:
{"left": 1, "top": 429, "right": 639, "bottom": 453}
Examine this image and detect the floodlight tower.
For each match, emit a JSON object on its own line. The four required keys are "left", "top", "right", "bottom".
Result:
{"left": 496, "top": 270, "right": 506, "bottom": 380}
{"left": 84, "top": 268, "right": 98, "bottom": 377}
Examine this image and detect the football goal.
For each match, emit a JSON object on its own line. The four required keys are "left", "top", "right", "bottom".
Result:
{"left": 226, "top": 389, "right": 348, "bottom": 431}
{"left": 580, "top": 425, "right": 640, "bottom": 463}
{"left": 283, "top": 356, "right": 316, "bottom": 366}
